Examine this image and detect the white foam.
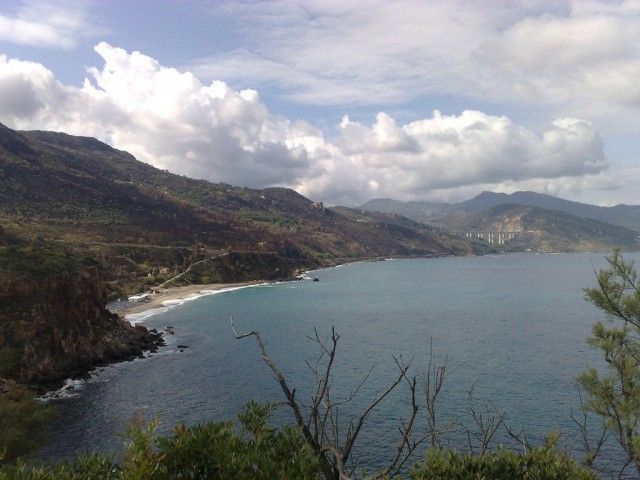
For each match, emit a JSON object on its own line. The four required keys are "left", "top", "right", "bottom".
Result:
{"left": 37, "top": 338, "right": 183, "bottom": 403}
{"left": 126, "top": 306, "right": 172, "bottom": 324}
{"left": 162, "top": 293, "right": 203, "bottom": 306}
{"left": 38, "top": 378, "right": 86, "bottom": 402}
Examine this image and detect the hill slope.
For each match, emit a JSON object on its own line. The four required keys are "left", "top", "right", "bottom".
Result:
{"left": 427, "top": 204, "right": 640, "bottom": 253}
{"left": 0, "top": 122, "right": 478, "bottom": 296}
{"left": 360, "top": 191, "right": 640, "bottom": 231}
{"left": 456, "top": 191, "right": 640, "bottom": 230}
{"left": 0, "top": 123, "right": 485, "bottom": 388}
{"left": 0, "top": 237, "right": 163, "bottom": 389}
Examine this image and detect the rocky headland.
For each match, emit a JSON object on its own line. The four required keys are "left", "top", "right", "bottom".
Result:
{"left": 0, "top": 243, "right": 163, "bottom": 392}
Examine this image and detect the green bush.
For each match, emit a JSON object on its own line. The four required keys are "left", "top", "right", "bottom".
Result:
{"left": 0, "top": 454, "right": 117, "bottom": 480}
{"left": 0, "top": 384, "right": 56, "bottom": 463}
{"left": 0, "top": 404, "right": 597, "bottom": 479}
{"left": 409, "top": 436, "right": 595, "bottom": 480}
{"left": 0, "top": 402, "right": 320, "bottom": 480}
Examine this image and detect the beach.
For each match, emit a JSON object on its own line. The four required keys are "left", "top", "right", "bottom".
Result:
{"left": 119, "top": 280, "right": 270, "bottom": 320}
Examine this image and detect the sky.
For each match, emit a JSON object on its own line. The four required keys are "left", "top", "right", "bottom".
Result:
{"left": 0, "top": 1, "right": 639, "bottom": 206}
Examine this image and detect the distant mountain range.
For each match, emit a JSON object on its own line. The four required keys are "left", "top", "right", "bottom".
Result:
{"left": 429, "top": 204, "right": 640, "bottom": 253}
{"left": 361, "top": 191, "right": 640, "bottom": 232}
{"left": 359, "top": 192, "right": 640, "bottom": 253}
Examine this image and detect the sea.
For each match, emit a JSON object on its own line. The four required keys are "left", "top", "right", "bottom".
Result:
{"left": 35, "top": 252, "right": 640, "bottom": 475}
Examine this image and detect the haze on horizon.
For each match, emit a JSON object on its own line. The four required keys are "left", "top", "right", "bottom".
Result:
{"left": 0, "top": 0, "right": 639, "bottom": 207}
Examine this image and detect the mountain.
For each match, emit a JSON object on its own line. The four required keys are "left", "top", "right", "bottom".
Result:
{"left": 427, "top": 204, "right": 640, "bottom": 253}
{"left": 457, "top": 191, "right": 640, "bottom": 230}
{"left": 0, "top": 123, "right": 479, "bottom": 297}
{"left": 0, "top": 123, "right": 484, "bottom": 388}
{"left": 357, "top": 198, "right": 448, "bottom": 220}
{"left": 360, "top": 191, "right": 640, "bottom": 231}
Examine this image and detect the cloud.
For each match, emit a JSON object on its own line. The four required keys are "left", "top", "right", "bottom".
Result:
{"left": 195, "top": 0, "right": 491, "bottom": 105}
{"left": 0, "top": 43, "right": 320, "bottom": 188}
{"left": 194, "top": 0, "right": 640, "bottom": 119}
{"left": 478, "top": 1, "right": 640, "bottom": 112}
{"left": 0, "top": 1, "right": 95, "bottom": 49}
{"left": 0, "top": 43, "right": 609, "bottom": 204}
{"left": 297, "top": 111, "right": 607, "bottom": 204}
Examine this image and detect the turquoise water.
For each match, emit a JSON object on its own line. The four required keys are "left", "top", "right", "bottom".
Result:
{"left": 37, "top": 253, "right": 639, "bottom": 472}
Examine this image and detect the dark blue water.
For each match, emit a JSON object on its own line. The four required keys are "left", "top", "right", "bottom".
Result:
{"left": 37, "top": 253, "right": 639, "bottom": 473}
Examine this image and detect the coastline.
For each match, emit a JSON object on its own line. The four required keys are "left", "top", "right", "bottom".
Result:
{"left": 36, "top": 252, "right": 589, "bottom": 400}
{"left": 117, "top": 280, "right": 276, "bottom": 321}
{"left": 38, "top": 281, "right": 272, "bottom": 400}
{"left": 116, "top": 255, "right": 455, "bottom": 322}
{"left": 112, "top": 250, "right": 621, "bottom": 322}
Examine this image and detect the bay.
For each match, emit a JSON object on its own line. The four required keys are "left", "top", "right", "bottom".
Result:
{"left": 37, "top": 252, "right": 639, "bottom": 472}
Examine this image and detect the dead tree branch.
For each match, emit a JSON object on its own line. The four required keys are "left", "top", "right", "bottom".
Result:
{"left": 232, "top": 317, "right": 424, "bottom": 480}
{"left": 569, "top": 389, "right": 608, "bottom": 468}
{"left": 460, "top": 381, "right": 505, "bottom": 455}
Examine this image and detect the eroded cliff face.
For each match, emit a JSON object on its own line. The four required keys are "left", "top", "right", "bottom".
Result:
{"left": 0, "top": 265, "right": 162, "bottom": 390}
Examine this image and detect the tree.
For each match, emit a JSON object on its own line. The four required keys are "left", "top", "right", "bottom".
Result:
{"left": 577, "top": 249, "right": 640, "bottom": 476}
{"left": 231, "top": 317, "right": 588, "bottom": 479}
{"left": 232, "top": 319, "right": 428, "bottom": 480}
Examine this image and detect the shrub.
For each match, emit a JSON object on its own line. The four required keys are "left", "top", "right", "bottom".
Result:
{"left": 577, "top": 249, "right": 640, "bottom": 475}
{"left": 409, "top": 436, "right": 595, "bottom": 480}
{"left": 0, "top": 402, "right": 320, "bottom": 480}
{"left": 0, "top": 384, "right": 56, "bottom": 464}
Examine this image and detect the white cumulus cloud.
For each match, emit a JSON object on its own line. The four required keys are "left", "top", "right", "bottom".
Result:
{"left": 298, "top": 111, "right": 607, "bottom": 203}
{"left": 0, "top": 44, "right": 610, "bottom": 204}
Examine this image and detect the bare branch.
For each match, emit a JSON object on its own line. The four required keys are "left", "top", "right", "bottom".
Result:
{"left": 231, "top": 316, "right": 339, "bottom": 479}
{"left": 342, "top": 356, "right": 412, "bottom": 465}
{"left": 232, "top": 319, "right": 439, "bottom": 480}
{"left": 423, "top": 338, "right": 451, "bottom": 449}
{"left": 504, "top": 422, "right": 532, "bottom": 454}
{"left": 460, "top": 382, "right": 505, "bottom": 455}
{"left": 569, "top": 388, "right": 608, "bottom": 467}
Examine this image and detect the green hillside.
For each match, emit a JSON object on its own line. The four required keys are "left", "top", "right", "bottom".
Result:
{"left": 0, "top": 123, "right": 477, "bottom": 298}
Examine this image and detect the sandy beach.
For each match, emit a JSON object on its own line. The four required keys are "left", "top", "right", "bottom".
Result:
{"left": 120, "top": 280, "right": 268, "bottom": 317}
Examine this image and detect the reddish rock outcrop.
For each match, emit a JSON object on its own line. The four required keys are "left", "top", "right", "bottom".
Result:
{"left": 0, "top": 265, "right": 163, "bottom": 391}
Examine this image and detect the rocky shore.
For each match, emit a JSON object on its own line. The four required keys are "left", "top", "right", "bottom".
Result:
{"left": 0, "top": 263, "right": 164, "bottom": 393}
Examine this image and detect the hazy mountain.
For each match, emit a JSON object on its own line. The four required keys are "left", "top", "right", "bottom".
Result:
{"left": 358, "top": 198, "right": 449, "bottom": 219}
{"left": 360, "top": 191, "right": 640, "bottom": 231}
{"left": 427, "top": 204, "right": 640, "bottom": 253}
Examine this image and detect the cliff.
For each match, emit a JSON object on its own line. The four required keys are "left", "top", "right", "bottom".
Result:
{"left": 0, "top": 242, "right": 163, "bottom": 390}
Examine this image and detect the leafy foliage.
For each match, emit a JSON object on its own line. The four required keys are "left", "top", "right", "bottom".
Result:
{"left": 0, "top": 243, "right": 86, "bottom": 279}
{"left": 409, "top": 436, "right": 595, "bottom": 480}
{"left": 0, "top": 383, "right": 55, "bottom": 463}
{"left": 577, "top": 249, "right": 640, "bottom": 474}
{"left": 0, "top": 402, "right": 597, "bottom": 480}
{"left": 0, "top": 402, "right": 320, "bottom": 480}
